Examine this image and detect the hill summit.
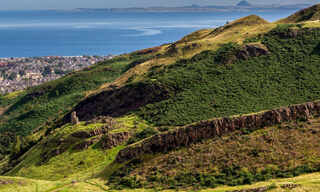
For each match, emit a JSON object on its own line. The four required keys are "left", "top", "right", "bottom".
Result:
{"left": 224, "top": 15, "right": 270, "bottom": 29}
{"left": 237, "top": 0, "right": 252, "bottom": 6}
{"left": 278, "top": 4, "right": 320, "bottom": 23}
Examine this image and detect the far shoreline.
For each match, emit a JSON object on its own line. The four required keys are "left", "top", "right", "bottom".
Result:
{"left": 53, "top": 3, "right": 312, "bottom": 13}
{"left": 0, "top": 54, "right": 117, "bottom": 60}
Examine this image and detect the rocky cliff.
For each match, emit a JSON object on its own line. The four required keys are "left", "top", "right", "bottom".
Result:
{"left": 63, "top": 82, "right": 172, "bottom": 123}
{"left": 115, "top": 101, "right": 320, "bottom": 163}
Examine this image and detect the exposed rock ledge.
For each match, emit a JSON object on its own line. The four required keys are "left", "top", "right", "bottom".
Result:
{"left": 99, "top": 132, "right": 130, "bottom": 150}
{"left": 237, "top": 43, "right": 270, "bottom": 60}
{"left": 116, "top": 101, "right": 320, "bottom": 163}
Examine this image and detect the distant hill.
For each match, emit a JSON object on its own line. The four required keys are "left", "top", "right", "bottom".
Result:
{"left": 278, "top": 4, "right": 320, "bottom": 23}
{"left": 72, "top": 3, "right": 311, "bottom": 13}
{"left": 237, "top": 0, "right": 252, "bottom": 6}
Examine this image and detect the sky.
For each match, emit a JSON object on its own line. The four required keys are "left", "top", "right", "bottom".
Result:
{"left": 1, "top": 0, "right": 320, "bottom": 10}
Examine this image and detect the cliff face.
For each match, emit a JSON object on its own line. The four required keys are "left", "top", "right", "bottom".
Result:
{"left": 63, "top": 82, "right": 172, "bottom": 124}
{"left": 115, "top": 101, "right": 320, "bottom": 163}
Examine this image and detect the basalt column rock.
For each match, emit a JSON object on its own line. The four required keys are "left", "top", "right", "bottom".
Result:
{"left": 71, "top": 111, "right": 79, "bottom": 125}
{"left": 115, "top": 101, "right": 320, "bottom": 163}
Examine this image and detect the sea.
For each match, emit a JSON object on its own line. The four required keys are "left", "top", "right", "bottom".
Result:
{"left": 0, "top": 10, "right": 298, "bottom": 58}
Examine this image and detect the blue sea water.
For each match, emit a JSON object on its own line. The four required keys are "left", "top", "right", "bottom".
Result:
{"left": 0, "top": 10, "right": 297, "bottom": 58}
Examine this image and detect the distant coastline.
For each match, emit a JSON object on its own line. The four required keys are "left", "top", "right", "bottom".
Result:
{"left": 62, "top": 4, "right": 312, "bottom": 13}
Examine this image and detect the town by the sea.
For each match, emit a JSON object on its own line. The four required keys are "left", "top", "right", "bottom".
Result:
{"left": 0, "top": 10, "right": 299, "bottom": 58}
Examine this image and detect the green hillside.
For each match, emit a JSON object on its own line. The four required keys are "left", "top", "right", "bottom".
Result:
{"left": 3, "top": 4, "right": 320, "bottom": 192}
{"left": 0, "top": 52, "right": 157, "bottom": 159}
{"left": 71, "top": 24, "right": 320, "bottom": 126}
{"left": 277, "top": 4, "right": 320, "bottom": 23}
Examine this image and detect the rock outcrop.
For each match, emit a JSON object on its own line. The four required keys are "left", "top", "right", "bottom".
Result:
{"left": 116, "top": 101, "right": 320, "bottom": 163}
{"left": 71, "top": 129, "right": 108, "bottom": 139}
{"left": 281, "top": 184, "right": 301, "bottom": 189}
{"left": 84, "top": 116, "right": 115, "bottom": 125}
{"left": 227, "top": 186, "right": 268, "bottom": 192}
{"left": 63, "top": 82, "right": 172, "bottom": 123}
{"left": 73, "top": 138, "right": 100, "bottom": 150}
{"left": 238, "top": 44, "right": 270, "bottom": 60}
{"left": 71, "top": 111, "right": 79, "bottom": 125}
{"left": 99, "top": 132, "right": 130, "bottom": 150}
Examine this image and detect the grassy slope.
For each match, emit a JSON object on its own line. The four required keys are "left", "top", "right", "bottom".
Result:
{"left": 1, "top": 172, "right": 320, "bottom": 192}
{"left": 277, "top": 4, "right": 320, "bottom": 23}
{"left": 3, "top": 115, "right": 150, "bottom": 181}
{"left": 65, "top": 172, "right": 320, "bottom": 192}
{"left": 111, "top": 15, "right": 276, "bottom": 88}
{"left": 0, "top": 176, "right": 61, "bottom": 192}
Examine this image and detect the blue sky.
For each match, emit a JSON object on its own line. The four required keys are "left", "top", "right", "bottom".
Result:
{"left": 1, "top": 0, "right": 320, "bottom": 10}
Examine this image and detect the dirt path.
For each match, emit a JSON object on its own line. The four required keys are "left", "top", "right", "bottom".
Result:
{"left": 50, "top": 183, "right": 73, "bottom": 192}
{"left": 50, "top": 176, "right": 92, "bottom": 192}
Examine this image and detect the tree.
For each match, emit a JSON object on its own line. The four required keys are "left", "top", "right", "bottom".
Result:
{"left": 8, "top": 73, "right": 17, "bottom": 80}
{"left": 43, "top": 66, "right": 52, "bottom": 76}
{"left": 19, "top": 70, "right": 26, "bottom": 77}
{"left": 58, "top": 62, "right": 64, "bottom": 68}
{"left": 54, "top": 69, "right": 67, "bottom": 75}
{"left": 1, "top": 69, "right": 5, "bottom": 76}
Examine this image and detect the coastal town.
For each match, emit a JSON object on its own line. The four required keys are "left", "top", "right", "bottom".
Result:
{"left": 0, "top": 55, "right": 114, "bottom": 94}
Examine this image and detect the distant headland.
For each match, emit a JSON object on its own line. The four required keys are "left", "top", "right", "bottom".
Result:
{"left": 66, "top": 2, "right": 312, "bottom": 12}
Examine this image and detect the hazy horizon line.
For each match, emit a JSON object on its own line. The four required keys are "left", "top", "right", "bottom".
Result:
{"left": 0, "top": 2, "right": 314, "bottom": 11}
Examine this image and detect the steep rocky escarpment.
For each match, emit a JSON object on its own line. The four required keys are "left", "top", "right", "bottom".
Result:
{"left": 63, "top": 81, "right": 172, "bottom": 123}
{"left": 116, "top": 101, "right": 320, "bottom": 163}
